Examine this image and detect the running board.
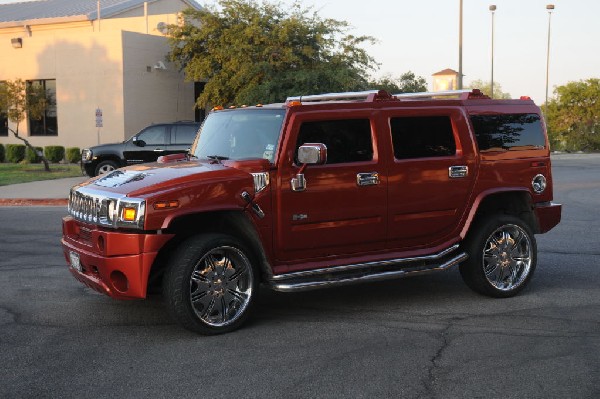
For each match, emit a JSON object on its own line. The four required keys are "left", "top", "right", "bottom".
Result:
{"left": 268, "top": 245, "right": 468, "bottom": 292}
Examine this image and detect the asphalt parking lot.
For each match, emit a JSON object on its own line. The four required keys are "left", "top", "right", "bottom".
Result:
{"left": 0, "top": 153, "right": 598, "bottom": 398}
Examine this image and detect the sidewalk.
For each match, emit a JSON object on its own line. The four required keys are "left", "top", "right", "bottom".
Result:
{"left": 0, "top": 176, "right": 89, "bottom": 206}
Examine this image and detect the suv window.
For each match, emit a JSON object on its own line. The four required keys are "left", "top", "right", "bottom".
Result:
{"left": 172, "top": 124, "right": 199, "bottom": 144}
{"left": 470, "top": 113, "right": 545, "bottom": 151}
{"left": 296, "top": 119, "right": 373, "bottom": 164}
{"left": 391, "top": 116, "right": 456, "bottom": 159}
{"left": 137, "top": 126, "right": 167, "bottom": 145}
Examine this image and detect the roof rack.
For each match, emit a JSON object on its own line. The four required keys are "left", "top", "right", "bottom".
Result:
{"left": 285, "top": 89, "right": 488, "bottom": 105}
{"left": 393, "top": 89, "right": 473, "bottom": 99}
{"left": 286, "top": 90, "right": 383, "bottom": 103}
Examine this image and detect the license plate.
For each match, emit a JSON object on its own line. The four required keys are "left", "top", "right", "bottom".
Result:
{"left": 69, "top": 251, "right": 82, "bottom": 272}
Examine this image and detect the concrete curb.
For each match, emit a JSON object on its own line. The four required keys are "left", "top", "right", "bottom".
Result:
{"left": 0, "top": 198, "right": 68, "bottom": 206}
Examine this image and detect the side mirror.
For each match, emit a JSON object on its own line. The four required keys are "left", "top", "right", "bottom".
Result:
{"left": 133, "top": 137, "right": 146, "bottom": 147}
{"left": 291, "top": 143, "right": 327, "bottom": 192}
{"left": 297, "top": 143, "right": 327, "bottom": 165}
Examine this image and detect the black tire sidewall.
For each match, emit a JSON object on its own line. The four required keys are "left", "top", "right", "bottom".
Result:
{"left": 460, "top": 214, "right": 537, "bottom": 298}
{"left": 163, "top": 233, "right": 259, "bottom": 335}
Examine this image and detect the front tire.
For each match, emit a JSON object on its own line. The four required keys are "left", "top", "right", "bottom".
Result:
{"left": 163, "top": 234, "right": 258, "bottom": 335}
{"left": 94, "top": 160, "right": 118, "bottom": 176}
{"left": 460, "top": 214, "right": 537, "bottom": 298}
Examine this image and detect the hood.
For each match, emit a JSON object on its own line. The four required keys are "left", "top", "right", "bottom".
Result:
{"left": 77, "top": 160, "right": 253, "bottom": 198}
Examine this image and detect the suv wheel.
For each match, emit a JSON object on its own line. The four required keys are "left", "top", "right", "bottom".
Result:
{"left": 163, "top": 234, "right": 259, "bottom": 335}
{"left": 95, "top": 160, "right": 118, "bottom": 176}
{"left": 460, "top": 214, "right": 537, "bottom": 298}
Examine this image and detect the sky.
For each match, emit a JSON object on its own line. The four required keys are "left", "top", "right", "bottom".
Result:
{"left": 1, "top": 0, "right": 598, "bottom": 105}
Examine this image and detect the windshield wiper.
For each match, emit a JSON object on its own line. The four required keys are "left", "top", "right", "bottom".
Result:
{"left": 206, "top": 155, "right": 229, "bottom": 164}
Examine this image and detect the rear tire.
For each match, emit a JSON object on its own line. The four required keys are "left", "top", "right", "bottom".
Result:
{"left": 163, "top": 234, "right": 259, "bottom": 335}
{"left": 460, "top": 214, "right": 537, "bottom": 298}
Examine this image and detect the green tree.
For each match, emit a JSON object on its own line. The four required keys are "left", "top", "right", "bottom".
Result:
{"left": 370, "top": 71, "right": 427, "bottom": 94}
{"left": 167, "top": 0, "right": 378, "bottom": 107}
{"left": 467, "top": 79, "right": 511, "bottom": 99}
{"left": 0, "top": 79, "right": 53, "bottom": 171}
{"left": 545, "top": 78, "right": 600, "bottom": 151}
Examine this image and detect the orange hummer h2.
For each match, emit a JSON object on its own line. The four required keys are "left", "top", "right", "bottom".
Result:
{"left": 62, "top": 89, "right": 561, "bottom": 334}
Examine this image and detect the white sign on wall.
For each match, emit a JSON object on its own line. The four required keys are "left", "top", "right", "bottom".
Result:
{"left": 95, "top": 108, "right": 103, "bottom": 128}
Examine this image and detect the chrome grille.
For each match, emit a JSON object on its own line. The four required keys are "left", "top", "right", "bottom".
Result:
{"left": 68, "top": 189, "right": 107, "bottom": 225}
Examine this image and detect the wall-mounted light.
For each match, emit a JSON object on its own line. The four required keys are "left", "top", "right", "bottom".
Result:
{"left": 11, "top": 38, "right": 23, "bottom": 49}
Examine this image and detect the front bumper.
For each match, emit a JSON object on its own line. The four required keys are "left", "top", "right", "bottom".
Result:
{"left": 61, "top": 216, "right": 173, "bottom": 299}
{"left": 534, "top": 202, "right": 562, "bottom": 234}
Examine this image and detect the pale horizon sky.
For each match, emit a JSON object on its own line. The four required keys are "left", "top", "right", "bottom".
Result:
{"left": 1, "top": 0, "right": 597, "bottom": 105}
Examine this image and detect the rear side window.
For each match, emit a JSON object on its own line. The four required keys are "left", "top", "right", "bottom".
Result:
{"left": 172, "top": 124, "right": 199, "bottom": 144}
{"left": 296, "top": 119, "right": 373, "bottom": 164}
{"left": 470, "top": 114, "right": 545, "bottom": 152}
{"left": 391, "top": 116, "right": 456, "bottom": 159}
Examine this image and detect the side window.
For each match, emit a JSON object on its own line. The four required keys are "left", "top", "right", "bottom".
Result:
{"left": 296, "top": 119, "right": 373, "bottom": 164}
{"left": 470, "top": 114, "right": 545, "bottom": 152}
{"left": 391, "top": 116, "right": 456, "bottom": 159}
{"left": 172, "top": 124, "right": 199, "bottom": 144}
{"left": 136, "top": 126, "right": 166, "bottom": 146}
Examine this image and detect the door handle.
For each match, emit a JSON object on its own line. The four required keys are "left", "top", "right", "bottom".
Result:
{"left": 153, "top": 148, "right": 165, "bottom": 152}
{"left": 357, "top": 172, "right": 380, "bottom": 186}
{"left": 449, "top": 166, "right": 468, "bottom": 178}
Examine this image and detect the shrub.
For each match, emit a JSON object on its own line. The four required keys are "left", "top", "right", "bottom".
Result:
{"left": 0, "top": 144, "right": 5, "bottom": 163}
{"left": 65, "top": 147, "right": 81, "bottom": 163}
{"left": 25, "top": 146, "right": 44, "bottom": 163}
{"left": 44, "top": 146, "right": 65, "bottom": 163}
{"left": 6, "top": 144, "right": 26, "bottom": 163}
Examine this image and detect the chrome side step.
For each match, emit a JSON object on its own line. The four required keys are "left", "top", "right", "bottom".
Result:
{"left": 268, "top": 244, "right": 468, "bottom": 292}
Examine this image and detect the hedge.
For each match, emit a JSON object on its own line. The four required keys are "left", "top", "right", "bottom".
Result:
{"left": 0, "top": 144, "right": 4, "bottom": 163}
{"left": 65, "top": 147, "right": 81, "bottom": 163}
{"left": 44, "top": 146, "right": 65, "bottom": 163}
{"left": 6, "top": 144, "right": 26, "bottom": 163}
{"left": 25, "top": 146, "right": 44, "bottom": 163}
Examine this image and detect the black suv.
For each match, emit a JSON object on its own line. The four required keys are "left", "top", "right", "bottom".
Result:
{"left": 81, "top": 121, "right": 200, "bottom": 177}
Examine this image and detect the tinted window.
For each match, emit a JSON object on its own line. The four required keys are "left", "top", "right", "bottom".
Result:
{"left": 296, "top": 119, "right": 373, "bottom": 164}
{"left": 391, "top": 116, "right": 456, "bottom": 159}
{"left": 137, "top": 126, "right": 166, "bottom": 145}
{"left": 470, "top": 114, "right": 545, "bottom": 151}
{"left": 172, "top": 124, "right": 199, "bottom": 144}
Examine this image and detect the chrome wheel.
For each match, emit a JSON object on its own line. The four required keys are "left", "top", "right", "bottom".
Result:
{"left": 189, "top": 246, "right": 253, "bottom": 328}
{"left": 95, "top": 160, "right": 118, "bottom": 176}
{"left": 482, "top": 224, "right": 532, "bottom": 292}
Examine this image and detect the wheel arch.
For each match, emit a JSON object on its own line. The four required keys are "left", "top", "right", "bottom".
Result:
{"left": 148, "top": 210, "right": 272, "bottom": 293}
{"left": 461, "top": 188, "right": 539, "bottom": 239}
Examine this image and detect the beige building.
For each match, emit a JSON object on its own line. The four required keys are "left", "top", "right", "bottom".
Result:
{"left": 0, "top": 0, "right": 203, "bottom": 150}
{"left": 432, "top": 68, "right": 460, "bottom": 92}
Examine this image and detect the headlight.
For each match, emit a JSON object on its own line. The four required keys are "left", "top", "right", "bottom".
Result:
{"left": 532, "top": 174, "right": 547, "bottom": 194}
{"left": 81, "top": 149, "right": 92, "bottom": 161}
{"left": 116, "top": 198, "right": 146, "bottom": 229}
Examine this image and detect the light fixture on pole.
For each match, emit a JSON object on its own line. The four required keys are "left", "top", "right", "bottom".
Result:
{"left": 545, "top": 4, "right": 555, "bottom": 112}
{"left": 490, "top": 5, "right": 496, "bottom": 99}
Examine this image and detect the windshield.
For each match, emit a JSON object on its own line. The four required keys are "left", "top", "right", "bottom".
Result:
{"left": 191, "top": 108, "right": 286, "bottom": 162}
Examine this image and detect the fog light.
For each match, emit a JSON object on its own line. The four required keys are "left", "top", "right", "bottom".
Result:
{"left": 110, "top": 270, "right": 128, "bottom": 293}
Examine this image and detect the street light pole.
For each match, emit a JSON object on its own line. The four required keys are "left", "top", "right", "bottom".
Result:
{"left": 490, "top": 5, "right": 496, "bottom": 99}
{"left": 458, "top": 0, "right": 463, "bottom": 89}
{"left": 545, "top": 4, "right": 555, "bottom": 112}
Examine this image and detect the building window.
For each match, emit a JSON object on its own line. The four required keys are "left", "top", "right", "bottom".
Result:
{"left": 0, "top": 81, "right": 7, "bottom": 136}
{"left": 27, "top": 79, "right": 58, "bottom": 136}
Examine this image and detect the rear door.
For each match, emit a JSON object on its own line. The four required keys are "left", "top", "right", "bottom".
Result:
{"left": 167, "top": 123, "right": 199, "bottom": 155}
{"left": 384, "top": 107, "right": 477, "bottom": 249}
{"left": 274, "top": 113, "right": 388, "bottom": 263}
